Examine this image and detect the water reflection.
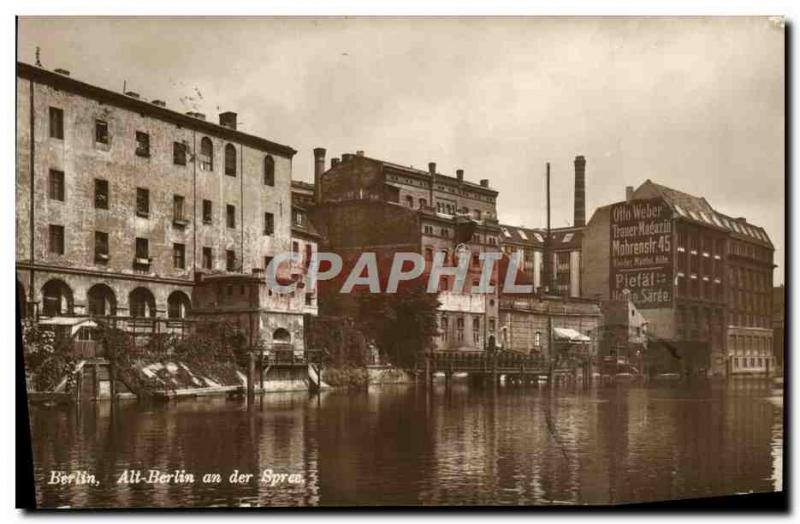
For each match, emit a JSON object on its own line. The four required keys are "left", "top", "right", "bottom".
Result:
{"left": 29, "top": 380, "right": 782, "bottom": 508}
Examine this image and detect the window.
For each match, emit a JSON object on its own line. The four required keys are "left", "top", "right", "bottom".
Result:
{"left": 264, "top": 256, "right": 274, "bottom": 270}
{"left": 136, "top": 188, "right": 149, "bottom": 217}
{"left": 173, "top": 195, "right": 186, "bottom": 222}
{"left": 202, "top": 247, "right": 213, "bottom": 269}
{"left": 293, "top": 209, "right": 305, "bottom": 227}
{"left": 94, "top": 119, "right": 109, "bottom": 145}
{"left": 48, "top": 225, "right": 64, "bottom": 255}
{"left": 135, "top": 131, "right": 150, "bottom": 157}
{"left": 49, "top": 107, "right": 63, "bottom": 139}
{"left": 202, "top": 199, "right": 213, "bottom": 224}
{"left": 173, "top": 243, "right": 186, "bottom": 269}
{"left": 173, "top": 142, "right": 187, "bottom": 165}
{"left": 94, "top": 231, "right": 109, "bottom": 262}
{"left": 420, "top": 198, "right": 427, "bottom": 208}
{"left": 456, "top": 317, "right": 465, "bottom": 342}
{"left": 264, "top": 155, "right": 275, "bottom": 185}
{"left": 200, "top": 137, "right": 213, "bottom": 171}
{"left": 305, "top": 244, "right": 313, "bottom": 268}
{"left": 440, "top": 316, "right": 449, "bottom": 341}
{"left": 224, "top": 144, "right": 237, "bottom": 176}
{"left": 226, "top": 250, "right": 236, "bottom": 271}
{"left": 423, "top": 225, "right": 434, "bottom": 235}
{"left": 135, "top": 238, "right": 149, "bottom": 261}
{"left": 94, "top": 179, "right": 108, "bottom": 209}
{"left": 48, "top": 170, "right": 64, "bottom": 201}
{"left": 405, "top": 195, "right": 414, "bottom": 208}
{"left": 292, "top": 241, "right": 300, "bottom": 253}
{"left": 264, "top": 212, "right": 274, "bottom": 235}
{"left": 226, "top": 204, "right": 236, "bottom": 228}
{"left": 535, "top": 331, "right": 542, "bottom": 348}
{"left": 489, "top": 318, "right": 496, "bottom": 332}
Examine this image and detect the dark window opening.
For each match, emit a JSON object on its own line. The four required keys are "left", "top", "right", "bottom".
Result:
{"left": 48, "top": 225, "right": 64, "bottom": 255}
{"left": 48, "top": 170, "right": 65, "bottom": 201}
{"left": 173, "top": 141, "right": 187, "bottom": 165}
{"left": 264, "top": 155, "right": 275, "bottom": 186}
{"left": 224, "top": 144, "right": 237, "bottom": 176}
{"left": 202, "top": 199, "right": 213, "bottom": 224}
{"left": 264, "top": 212, "right": 274, "bottom": 235}
{"left": 226, "top": 204, "right": 236, "bottom": 228}
{"left": 94, "top": 179, "right": 108, "bottom": 209}
{"left": 95, "top": 119, "right": 108, "bottom": 144}
{"left": 95, "top": 231, "right": 109, "bottom": 262}
{"left": 49, "top": 107, "right": 64, "bottom": 139}
{"left": 202, "top": 247, "right": 213, "bottom": 269}
{"left": 226, "top": 250, "right": 236, "bottom": 271}
{"left": 136, "top": 188, "right": 150, "bottom": 217}
{"left": 135, "top": 131, "right": 150, "bottom": 157}
{"left": 173, "top": 243, "right": 186, "bottom": 269}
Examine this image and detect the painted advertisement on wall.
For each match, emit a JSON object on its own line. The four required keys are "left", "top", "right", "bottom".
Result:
{"left": 609, "top": 198, "right": 673, "bottom": 309}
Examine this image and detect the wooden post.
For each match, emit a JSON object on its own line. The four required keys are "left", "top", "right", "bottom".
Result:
{"left": 247, "top": 351, "right": 255, "bottom": 398}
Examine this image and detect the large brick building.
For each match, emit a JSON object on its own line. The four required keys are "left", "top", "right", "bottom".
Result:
{"left": 582, "top": 180, "right": 776, "bottom": 376}
{"left": 310, "top": 150, "right": 503, "bottom": 351}
{"left": 15, "top": 61, "right": 314, "bottom": 350}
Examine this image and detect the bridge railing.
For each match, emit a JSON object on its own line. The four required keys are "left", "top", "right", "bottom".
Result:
{"left": 422, "top": 350, "right": 548, "bottom": 371}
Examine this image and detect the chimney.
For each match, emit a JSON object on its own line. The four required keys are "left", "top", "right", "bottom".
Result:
{"left": 54, "top": 68, "right": 70, "bottom": 76}
{"left": 219, "top": 111, "right": 237, "bottom": 130}
{"left": 456, "top": 169, "right": 464, "bottom": 183}
{"left": 313, "top": 147, "right": 326, "bottom": 204}
{"left": 428, "top": 163, "right": 436, "bottom": 206}
{"left": 151, "top": 99, "right": 166, "bottom": 107}
{"left": 573, "top": 155, "right": 586, "bottom": 227}
{"left": 626, "top": 186, "right": 634, "bottom": 202}
{"left": 479, "top": 179, "right": 489, "bottom": 188}
{"left": 342, "top": 153, "right": 354, "bottom": 163}
{"left": 356, "top": 150, "right": 365, "bottom": 157}
{"left": 331, "top": 157, "right": 340, "bottom": 168}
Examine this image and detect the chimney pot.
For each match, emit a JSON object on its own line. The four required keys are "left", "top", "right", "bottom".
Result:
{"left": 331, "top": 157, "right": 340, "bottom": 168}
{"left": 356, "top": 150, "right": 365, "bottom": 157}
{"left": 456, "top": 169, "right": 464, "bottom": 183}
{"left": 342, "top": 153, "right": 354, "bottom": 162}
{"left": 219, "top": 111, "right": 237, "bottom": 130}
{"left": 573, "top": 155, "right": 586, "bottom": 227}
{"left": 479, "top": 179, "right": 489, "bottom": 188}
{"left": 54, "top": 68, "right": 70, "bottom": 76}
{"left": 428, "top": 162, "right": 436, "bottom": 175}
{"left": 625, "top": 186, "right": 634, "bottom": 202}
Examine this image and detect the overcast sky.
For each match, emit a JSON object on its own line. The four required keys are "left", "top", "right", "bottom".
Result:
{"left": 18, "top": 17, "right": 785, "bottom": 283}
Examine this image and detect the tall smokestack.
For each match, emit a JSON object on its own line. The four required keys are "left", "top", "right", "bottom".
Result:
{"left": 574, "top": 155, "right": 586, "bottom": 227}
{"left": 313, "top": 148, "right": 326, "bottom": 204}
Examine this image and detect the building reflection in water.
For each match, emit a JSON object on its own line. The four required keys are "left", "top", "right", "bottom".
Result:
{"left": 29, "top": 380, "right": 781, "bottom": 508}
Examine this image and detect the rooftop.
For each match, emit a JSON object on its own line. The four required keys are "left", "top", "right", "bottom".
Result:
{"left": 17, "top": 61, "right": 297, "bottom": 158}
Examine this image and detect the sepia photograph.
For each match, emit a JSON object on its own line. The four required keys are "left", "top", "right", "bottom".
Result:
{"left": 14, "top": 14, "right": 785, "bottom": 510}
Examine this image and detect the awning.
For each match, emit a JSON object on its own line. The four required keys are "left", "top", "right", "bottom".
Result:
{"left": 552, "top": 327, "right": 591, "bottom": 342}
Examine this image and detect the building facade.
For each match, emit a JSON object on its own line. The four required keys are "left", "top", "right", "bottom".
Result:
{"left": 582, "top": 180, "right": 776, "bottom": 376}
{"left": 311, "top": 150, "right": 502, "bottom": 351}
{"left": 16, "top": 61, "right": 312, "bottom": 350}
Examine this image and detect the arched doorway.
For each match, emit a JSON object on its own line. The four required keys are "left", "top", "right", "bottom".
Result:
{"left": 41, "top": 279, "right": 73, "bottom": 316}
{"left": 167, "top": 291, "right": 192, "bottom": 319}
{"left": 87, "top": 284, "right": 117, "bottom": 316}
{"left": 129, "top": 287, "right": 156, "bottom": 318}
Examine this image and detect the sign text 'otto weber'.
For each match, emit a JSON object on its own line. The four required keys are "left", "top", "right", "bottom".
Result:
{"left": 609, "top": 198, "right": 673, "bottom": 308}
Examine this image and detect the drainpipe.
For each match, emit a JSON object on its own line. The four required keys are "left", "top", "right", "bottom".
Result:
{"left": 28, "top": 79, "right": 35, "bottom": 312}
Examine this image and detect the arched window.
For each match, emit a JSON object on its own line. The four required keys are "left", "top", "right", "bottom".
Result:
{"left": 87, "top": 284, "right": 117, "bottom": 316}
{"left": 41, "top": 279, "right": 73, "bottom": 316}
{"left": 273, "top": 328, "right": 291, "bottom": 342}
{"left": 167, "top": 291, "right": 192, "bottom": 319}
{"left": 405, "top": 195, "right": 414, "bottom": 208}
{"left": 224, "top": 144, "right": 237, "bottom": 176}
{"left": 419, "top": 198, "right": 427, "bottom": 209}
{"left": 199, "top": 137, "right": 213, "bottom": 171}
{"left": 264, "top": 155, "right": 275, "bottom": 186}
{"left": 129, "top": 287, "right": 156, "bottom": 318}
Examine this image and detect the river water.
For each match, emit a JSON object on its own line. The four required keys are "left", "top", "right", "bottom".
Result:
{"left": 28, "top": 378, "right": 782, "bottom": 508}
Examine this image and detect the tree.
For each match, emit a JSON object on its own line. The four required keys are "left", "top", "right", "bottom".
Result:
{"left": 355, "top": 279, "right": 441, "bottom": 368}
